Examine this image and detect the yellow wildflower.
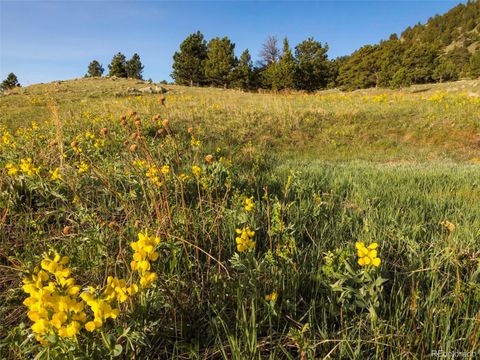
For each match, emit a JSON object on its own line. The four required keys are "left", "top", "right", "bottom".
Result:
{"left": 130, "top": 229, "right": 160, "bottom": 288}
{"left": 5, "top": 163, "right": 18, "bottom": 176}
{"left": 356, "top": 242, "right": 381, "bottom": 267}
{"left": 244, "top": 196, "right": 255, "bottom": 212}
{"left": 235, "top": 226, "right": 256, "bottom": 252}
{"left": 49, "top": 167, "right": 62, "bottom": 181}
{"left": 22, "top": 253, "right": 86, "bottom": 342}
{"left": 161, "top": 165, "right": 170, "bottom": 175}
{"left": 178, "top": 173, "right": 189, "bottom": 182}
{"left": 265, "top": 291, "right": 278, "bottom": 302}
{"left": 146, "top": 165, "right": 162, "bottom": 187}
{"left": 77, "top": 162, "right": 89, "bottom": 174}
{"left": 192, "top": 165, "right": 202, "bottom": 178}
{"left": 20, "top": 158, "right": 40, "bottom": 176}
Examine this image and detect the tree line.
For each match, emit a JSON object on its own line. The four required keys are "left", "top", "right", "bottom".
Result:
{"left": 171, "top": 32, "right": 335, "bottom": 91}
{"left": 85, "top": 52, "right": 144, "bottom": 79}
{"left": 172, "top": 1, "right": 480, "bottom": 91}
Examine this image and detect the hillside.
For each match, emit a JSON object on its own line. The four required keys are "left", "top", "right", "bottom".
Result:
{"left": 337, "top": 0, "right": 480, "bottom": 89}
{"left": 1, "top": 77, "right": 480, "bottom": 162}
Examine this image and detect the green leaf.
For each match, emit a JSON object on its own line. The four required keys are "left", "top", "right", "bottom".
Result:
{"left": 112, "top": 344, "right": 123, "bottom": 357}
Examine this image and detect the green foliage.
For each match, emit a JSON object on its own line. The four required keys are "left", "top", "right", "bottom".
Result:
{"left": 294, "top": 38, "right": 330, "bottom": 91}
{"left": 172, "top": 31, "right": 207, "bottom": 86}
{"left": 274, "top": 38, "right": 297, "bottom": 90}
{"left": 337, "top": 1, "right": 480, "bottom": 89}
{"left": 231, "top": 49, "right": 253, "bottom": 90}
{"left": 470, "top": 51, "right": 480, "bottom": 78}
{"left": 337, "top": 45, "right": 379, "bottom": 90}
{"left": 433, "top": 57, "right": 458, "bottom": 82}
{"left": 1, "top": 72, "right": 20, "bottom": 91}
{"left": 108, "top": 52, "right": 127, "bottom": 78}
{"left": 85, "top": 60, "right": 104, "bottom": 78}
{"left": 402, "top": 44, "right": 438, "bottom": 84}
{"left": 205, "top": 37, "right": 236, "bottom": 88}
{"left": 126, "top": 53, "right": 144, "bottom": 80}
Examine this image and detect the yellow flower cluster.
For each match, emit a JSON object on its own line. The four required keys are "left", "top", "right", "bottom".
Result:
{"left": 190, "top": 135, "right": 201, "bottom": 147}
{"left": 178, "top": 173, "right": 189, "bottom": 182}
{"left": 244, "top": 196, "right": 255, "bottom": 212}
{"left": 5, "top": 158, "right": 41, "bottom": 177}
{"left": 132, "top": 159, "right": 147, "bottom": 168}
{"left": 77, "top": 161, "right": 89, "bottom": 174}
{"left": 22, "top": 254, "right": 86, "bottom": 342}
{"left": 192, "top": 165, "right": 202, "bottom": 178}
{"left": 81, "top": 275, "right": 138, "bottom": 332}
{"left": 23, "top": 230, "right": 159, "bottom": 343}
{"left": 1, "top": 130, "right": 16, "bottom": 148}
{"left": 235, "top": 226, "right": 256, "bottom": 252}
{"left": 145, "top": 164, "right": 163, "bottom": 187}
{"left": 265, "top": 291, "right": 278, "bottom": 302}
{"left": 356, "top": 242, "right": 381, "bottom": 267}
{"left": 130, "top": 230, "right": 161, "bottom": 288}
{"left": 5, "top": 163, "right": 18, "bottom": 176}
{"left": 49, "top": 167, "right": 62, "bottom": 181}
{"left": 20, "top": 158, "right": 41, "bottom": 176}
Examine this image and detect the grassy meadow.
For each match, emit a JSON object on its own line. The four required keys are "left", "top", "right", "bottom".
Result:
{"left": 1, "top": 77, "right": 480, "bottom": 359}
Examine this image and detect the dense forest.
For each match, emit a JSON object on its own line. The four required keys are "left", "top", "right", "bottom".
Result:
{"left": 172, "top": 0, "right": 480, "bottom": 91}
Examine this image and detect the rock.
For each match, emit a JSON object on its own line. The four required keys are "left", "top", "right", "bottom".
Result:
{"left": 138, "top": 86, "right": 153, "bottom": 94}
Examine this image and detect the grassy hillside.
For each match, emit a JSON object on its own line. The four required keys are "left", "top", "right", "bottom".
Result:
{"left": 2, "top": 77, "right": 480, "bottom": 162}
{"left": 2, "top": 78, "right": 480, "bottom": 358}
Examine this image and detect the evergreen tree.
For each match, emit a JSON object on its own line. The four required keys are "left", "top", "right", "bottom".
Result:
{"left": 205, "top": 37, "right": 236, "bottom": 88}
{"left": 376, "top": 39, "right": 405, "bottom": 88}
{"left": 232, "top": 49, "right": 253, "bottom": 90}
{"left": 86, "top": 60, "right": 104, "bottom": 77}
{"left": 108, "top": 52, "right": 127, "bottom": 78}
{"left": 433, "top": 57, "right": 458, "bottom": 82}
{"left": 402, "top": 44, "right": 438, "bottom": 84}
{"left": 1, "top": 73, "right": 20, "bottom": 91}
{"left": 260, "top": 63, "right": 278, "bottom": 90}
{"left": 274, "top": 38, "right": 296, "bottom": 90}
{"left": 470, "top": 51, "right": 480, "bottom": 78}
{"left": 337, "top": 45, "right": 379, "bottom": 90}
{"left": 172, "top": 31, "right": 207, "bottom": 86}
{"left": 126, "top": 53, "right": 144, "bottom": 79}
{"left": 390, "top": 68, "right": 411, "bottom": 88}
{"left": 294, "top": 38, "right": 330, "bottom": 91}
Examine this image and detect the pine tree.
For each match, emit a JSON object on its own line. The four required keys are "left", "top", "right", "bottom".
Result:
{"left": 232, "top": 49, "right": 253, "bottom": 90}
{"left": 433, "top": 57, "right": 458, "bottom": 82}
{"left": 108, "top": 52, "right": 127, "bottom": 78}
{"left": 172, "top": 31, "right": 207, "bottom": 86}
{"left": 86, "top": 60, "right": 104, "bottom": 77}
{"left": 274, "top": 38, "right": 296, "bottom": 90}
{"left": 205, "top": 37, "right": 236, "bottom": 88}
{"left": 1, "top": 73, "right": 20, "bottom": 91}
{"left": 402, "top": 44, "right": 438, "bottom": 84}
{"left": 295, "top": 38, "right": 330, "bottom": 91}
{"left": 470, "top": 51, "right": 480, "bottom": 78}
{"left": 126, "top": 53, "right": 144, "bottom": 79}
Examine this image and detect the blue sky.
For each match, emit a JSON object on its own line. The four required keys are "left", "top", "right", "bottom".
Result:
{"left": 0, "top": 0, "right": 464, "bottom": 85}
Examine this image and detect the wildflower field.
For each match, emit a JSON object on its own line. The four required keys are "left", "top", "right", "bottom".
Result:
{"left": 2, "top": 77, "right": 480, "bottom": 359}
